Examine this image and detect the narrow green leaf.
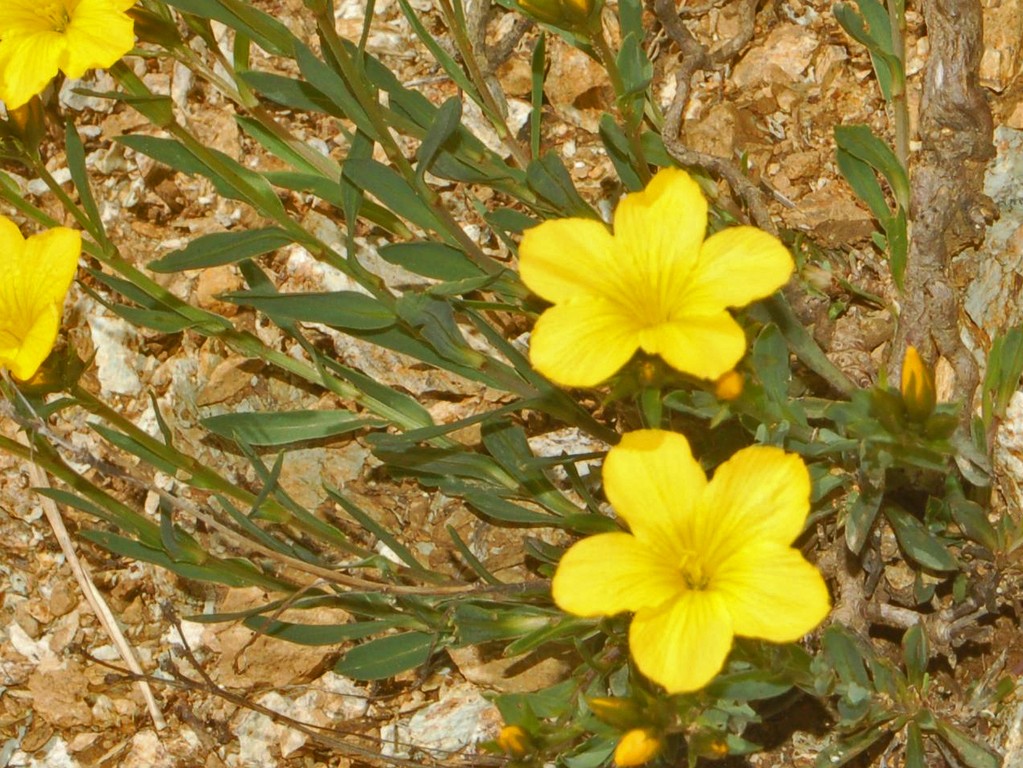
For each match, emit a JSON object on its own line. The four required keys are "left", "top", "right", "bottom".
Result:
{"left": 342, "top": 157, "right": 443, "bottom": 233}
{"left": 378, "top": 242, "right": 484, "bottom": 281}
{"left": 222, "top": 289, "right": 396, "bottom": 330}
{"left": 238, "top": 71, "right": 340, "bottom": 115}
{"left": 202, "top": 410, "right": 384, "bottom": 446}
{"left": 905, "top": 721, "right": 925, "bottom": 768}
{"left": 150, "top": 228, "right": 293, "bottom": 272}
{"left": 948, "top": 496, "right": 999, "bottom": 551}
{"left": 530, "top": 33, "right": 546, "bottom": 159}
{"left": 334, "top": 631, "right": 438, "bottom": 680}
{"left": 834, "top": 124, "right": 909, "bottom": 209}
{"left": 901, "top": 624, "right": 928, "bottom": 688}
{"left": 163, "top": 0, "right": 295, "bottom": 55}
{"left": 416, "top": 96, "right": 463, "bottom": 184}
{"left": 822, "top": 625, "right": 871, "bottom": 688}
{"left": 836, "top": 146, "right": 891, "bottom": 223}
{"left": 244, "top": 617, "right": 400, "bottom": 645}
{"left": 64, "top": 121, "right": 103, "bottom": 239}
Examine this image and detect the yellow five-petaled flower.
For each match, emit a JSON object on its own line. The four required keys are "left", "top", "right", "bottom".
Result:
{"left": 0, "top": 0, "right": 136, "bottom": 110}
{"left": 552, "top": 429, "right": 830, "bottom": 694}
{"left": 519, "top": 168, "right": 793, "bottom": 387}
{"left": 0, "top": 216, "right": 80, "bottom": 381}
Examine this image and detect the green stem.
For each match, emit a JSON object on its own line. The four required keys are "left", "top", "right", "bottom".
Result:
{"left": 887, "top": 0, "right": 909, "bottom": 169}
{"left": 592, "top": 28, "right": 652, "bottom": 185}
{"left": 435, "top": 0, "right": 531, "bottom": 168}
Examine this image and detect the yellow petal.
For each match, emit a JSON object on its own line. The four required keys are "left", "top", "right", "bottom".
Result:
{"left": 682, "top": 226, "right": 793, "bottom": 313}
{"left": 0, "top": 33, "right": 64, "bottom": 110}
{"left": 696, "top": 445, "right": 811, "bottom": 563}
{"left": 552, "top": 532, "right": 683, "bottom": 618}
{"left": 612, "top": 168, "right": 706, "bottom": 285}
{"left": 518, "top": 217, "right": 614, "bottom": 304}
{"left": 638, "top": 312, "right": 746, "bottom": 381}
{"left": 629, "top": 589, "right": 733, "bottom": 693}
{"left": 0, "top": 0, "right": 57, "bottom": 35}
{"left": 23, "top": 226, "right": 81, "bottom": 305}
{"left": 61, "top": 0, "right": 135, "bottom": 79}
{"left": 529, "top": 298, "right": 639, "bottom": 387}
{"left": 603, "top": 430, "right": 706, "bottom": 557}
{"left": 0, "top": 302, "right": 60, "bottom": 380}
{"left": 714, "top": 541, "right": 831, "bottom": 642}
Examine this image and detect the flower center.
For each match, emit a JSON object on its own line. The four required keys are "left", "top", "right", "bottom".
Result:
{"left": 39, "top": 1, "right": 72, "bottom": 32}
{"left": 678, "top": 551, "right": 710, "bottom": 590}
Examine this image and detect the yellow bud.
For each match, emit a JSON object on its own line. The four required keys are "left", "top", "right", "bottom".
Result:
{"left": 516, "top": 0, "right": 597, "bottom": 31}
{"left": 900, "top": 346, "right": 936, "bottom": 422}
{"left": 713, "top": 370, "right": 744, "bottom": 401}
{"left": 614, "top": 728, "right": 662, "bottom": 767}
{"left": 587, "top": 697, "right": 643, "bottom": 729}
{"left": 497, "top": 725, "right": 532, "bottom": 757}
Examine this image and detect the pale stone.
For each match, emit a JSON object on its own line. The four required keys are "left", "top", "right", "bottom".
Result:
{"left": 732, "top": 24, "right": 819, "bottom": 89}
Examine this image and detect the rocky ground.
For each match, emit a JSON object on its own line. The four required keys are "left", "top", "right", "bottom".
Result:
{"left": 2, "top": 0, "right": 1023, "bottom": 765}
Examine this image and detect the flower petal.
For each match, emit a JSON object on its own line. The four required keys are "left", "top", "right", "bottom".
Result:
{"left": 552, "top": 532, "right": 683, "bottom": 617}
{"left": 683, "top": 226, "right": 793, "bottom": 313}
{"left": 529, "top": 298, "right": 639, "bottom": 387}
{"left": 61, "top": 0, "right": 135, "bottom": 79}
{"left": 0, "top": 0, "right": 56, "bottom": 35}
{"left": 714, "top": 541, "right": 830, "bottom": 642}
{"left": 603, "top": 430, "right": 706, "bottom": 557}
{"left": 0, "top": 303, "right": 60, "bottom": 380}
{"left": 629, "top": 589, "right": 733, "bottom": 693}
{"left": 0, "top": 32, "right": 64, "bottom": 109}
{"left": 519, "top": 218, "right": 615, "bottom": 303}
{"left": 612, "top": 168, "right": 706, "bottom": 286}
{"left": 638, "top": 312, "right": 746, "bottom": 381}
{"left": 697, "top": 445, "right": 812, "bottom": 564}
{"left": 22, "top": 227, "right": 81, "bottom": 306}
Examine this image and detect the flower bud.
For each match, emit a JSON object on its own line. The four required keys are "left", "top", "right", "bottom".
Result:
{"left": 496, "top": 725, "right": 532, "bottom": 758}
{"left": 714, "top": 370, "right": 744, "bottom": 401}
{"left": 5, "top": 96, "right": 46, "bottom": 155}
{"left": 587, "top": 697, "right": 644, "bottom": 730}
{"left": 614, "top": 728, "right": 662, "bottom": 767}
{"left": 900, "top": 346, "right": 936, "bottom": 422}
{"left": 516, "top": 0, "right": 598, "bottom": 32}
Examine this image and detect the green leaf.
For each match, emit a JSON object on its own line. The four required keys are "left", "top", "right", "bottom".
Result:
{"left": 526, "top": 153, "right": 599, "bottom": 219}
{"left": 149, "top": 228, "right": 293, "bottom": 272}
{"left": 933, "top": 720, "right": 1001, "bottom": 768}
{"left": 64, "top": 121, "right": 103, "bottom": 240}
{"left": 834, "top": 124, "right": 909, "bottom": 209}
{"left": 378, "top": 242, "right": 484, "bottom": 281}
{"left": 822, "top": 625, "right": 871, "bottom": 688}
{"left": 222, "top": 289, "right": 396, "bottom": 330}
{"left": 342, "top": 157, "right": 443, "bottom": 233}
{"left": 117, "top": 134, "right": 287, "bottom": 221}
{"left": 948, "top": 496, "right": 999, "bottom": 551}
{"left": 202, "top": 410, "right": 383, "bottom": 446}
{"left": 885, "top": 506, "right": 959, "bottom": 571}
{"left": 706, "top": 670, "right": 794, "bottom": 701}
{"left": 416, "top": 96, "right": 464, "bottom": 185}
{"left": 836, "top": 146, "right": 892, "bottom": 224}
{"left": 901, "top": 624, "right": 928, "bottom": 688}
{"left": 599, "top": 113, "right": 643, "bottom": 191}
{"left": 888, "top": 206, "right": 908, "bottom": 289}
{"left": 164, "top": 0, "right": 295, "bottom": 55}
{"left": 845, "top": 482, "right": 883, "bottom": 554}
{"left": 334, "top": 631, "right": 438, "bottom": 680}
{"left": 244, "top": 617, "right": 400, "bottom": 645}
{"left": 238, "top": 71, "right": 340, "bottom": 115}
{"left": 396, "top": 294, "right": 487, "bottom": 368}
{"left": 530, "top": 33, "right": 546, "bottom": 159}
{"left": 814, "top": 725, "right": 888, "bottom": 767}
{"left": 294, "top": 44, "right": 377, "bottom": 138}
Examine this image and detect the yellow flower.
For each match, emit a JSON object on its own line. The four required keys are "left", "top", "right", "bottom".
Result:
{"left": 519, "top": 168, "right": 793, "bottom": 387}
{"left": 900, "top": 345, "right": 936, "bottom": 422}
{"left": 0, "top": 216, "right": 80, "bottom": 380}
{"left": 614, "top": 728, "right": 663, "bottom": 767}
{"left": 0, "top": 0, "right": 136, "bottom": 110}
{"left": 713, "top": 369, "right": 744, "bottom": 401}
{"left": 552, "top": 430, "right": 830, "bottom": 694}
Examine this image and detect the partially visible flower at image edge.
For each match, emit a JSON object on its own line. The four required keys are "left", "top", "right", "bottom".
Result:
{"left": 0, "top": 0, "right": 136, "bottom": 110}
{"left": 0, "top": 216, "right": 80, "bottom": 380}
{"left": 518, "top": 167, "right": 794, "bottom": 388}
{"left": 552, "top": 429, "right": 830, "bottom": 694}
